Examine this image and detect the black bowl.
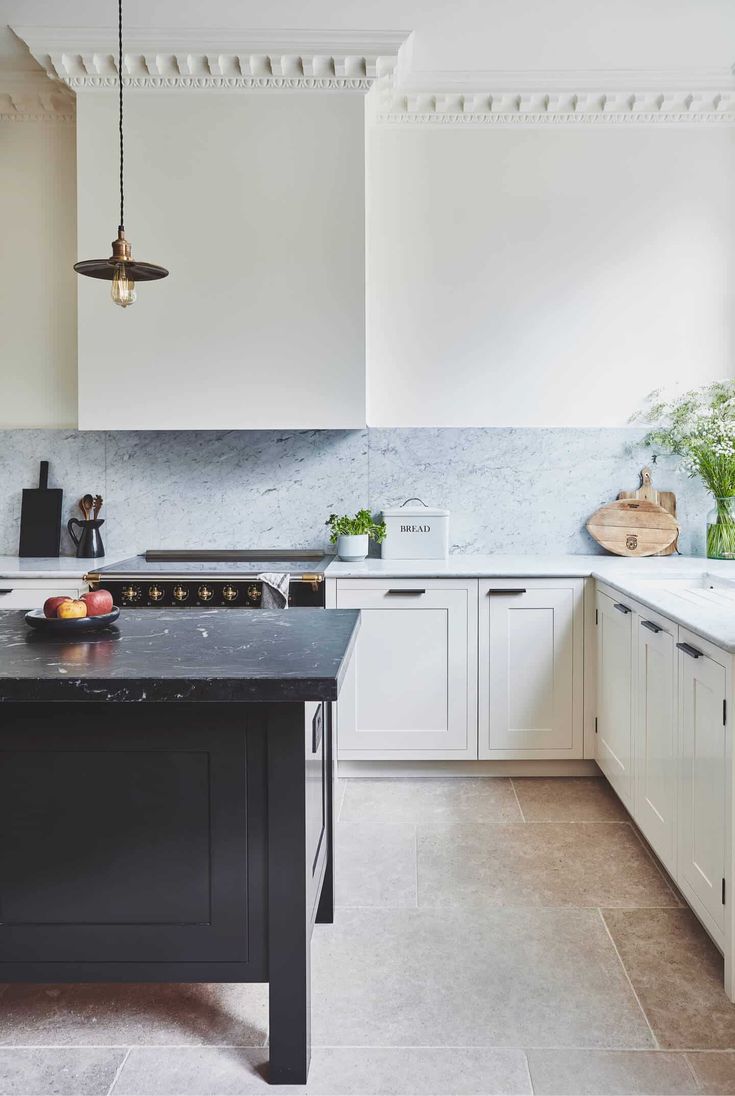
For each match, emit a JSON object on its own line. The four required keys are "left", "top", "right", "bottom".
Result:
{"left": 25, "top": 607, "right": 120, "bottom": 633}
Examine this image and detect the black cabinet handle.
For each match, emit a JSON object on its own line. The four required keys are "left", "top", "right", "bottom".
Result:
{"left": 386, "top": 588, "right": 426, "bottom": 596}
{"left": 487, "top": 588, "right": 527, "bottom": 595}
{"left": 641, "top": 619, "right": 661, "bottom": 634}
{"left": 0, "top": 589, "right": 13, "bottom": 595}
{"left": 677, "top": 642, "right": 703, "bottom": 659}
{"left": 614, "top": 602, "right": 631, "bottom": 614}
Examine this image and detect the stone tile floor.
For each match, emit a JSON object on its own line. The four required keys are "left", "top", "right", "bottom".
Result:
{"left": 2, "top": 777, "right": 735, "bottom": 1095}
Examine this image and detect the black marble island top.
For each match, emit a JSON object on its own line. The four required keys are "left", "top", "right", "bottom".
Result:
{"left": 0, "top": 608, "right": 360, "bottom": 703}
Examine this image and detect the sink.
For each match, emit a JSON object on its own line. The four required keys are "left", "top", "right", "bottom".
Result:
{"left": 634, "top": 572, "right": 735, "bottom": 608}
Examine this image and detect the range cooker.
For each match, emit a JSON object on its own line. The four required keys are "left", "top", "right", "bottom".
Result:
{"left": 86, "top": 550, "right": 328, "bottom": 608}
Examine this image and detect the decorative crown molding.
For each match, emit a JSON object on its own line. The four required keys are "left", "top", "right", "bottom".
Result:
{"left": 370, "top": 65, "right": 735, "bottom": 126}
{"left": 13, "top": 26, "right": 410, "bottom": 92}
{"left": 0, "top": 72, "right": 74, "bottom": 121}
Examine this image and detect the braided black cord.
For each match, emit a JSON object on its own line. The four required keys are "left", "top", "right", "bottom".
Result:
{"left": 118, "top": 0, "right": 124, "bottom": 230}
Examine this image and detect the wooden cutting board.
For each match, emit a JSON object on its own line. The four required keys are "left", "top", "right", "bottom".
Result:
{"left": 587, "top": 498, "right": 679, "bottom": 557}
{"left": 617, "top": 466, "right": 678, "bottom": 556}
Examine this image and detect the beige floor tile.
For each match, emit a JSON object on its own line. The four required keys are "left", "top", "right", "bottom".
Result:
{"left": 527, "top": 1049, "right": 698, "bottom": 1094}
{"left": 512, "top": 777, "right": 628, "bottom": 822}
{"left": 602, "top": 909, "right": 735, "bottom": 1049}
{"left": 114, "top": 1045, "right": 531, "bottom": 1095}
{"left": 0, "top": 983, "right": 268, "bottom": 1047}
{"left": 686, "top": 1051, "right": 735, "bottom": 1094}
{"left": 340, "top": 778, "right": 522, "bottom": 824}
{"left": 311, "top": 907, "right": 654, "bottom": 1048}
{"left": 336, "top": 822, "right": 417, "bottom": 907}
{"left": 0, "top": 1048, "right": 126, "bottom": 1096}
{"left": 418, "top": 823, "right": 679, "bottom": 908}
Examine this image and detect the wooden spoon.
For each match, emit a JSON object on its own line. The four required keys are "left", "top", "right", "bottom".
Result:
{"left": 93, "top": 494, "right": 103, "bottom": 519}
{"left": 80, "top": 494, "right": 94, "bottom": 519}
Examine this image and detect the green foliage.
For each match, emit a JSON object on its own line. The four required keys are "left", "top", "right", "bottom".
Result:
{"left": 632, "top": 381, "right": 735, "bottom": 499}
{"left": 325, "top": 509, "right": 387, "bottom": 545}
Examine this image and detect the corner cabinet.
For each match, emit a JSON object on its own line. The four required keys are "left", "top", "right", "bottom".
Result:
{"left": 479, "top": 579, "right": 584, "bottom": 759}
{"left": 334, "top": 579, "right": 478, "bottom": 759}
{"left": 595, "top": 590, "right": 634, "bottom": 811}
{"left": 634, "top": 605, "right": 678, "bottom": 877}
{"left": 595, "top": 581, "right": 733, "bottom": 997}
{"left": 677, "top": 628, "right": 727, "bottom": 940}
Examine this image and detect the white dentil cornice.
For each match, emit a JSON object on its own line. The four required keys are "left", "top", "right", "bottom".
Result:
{"left": 10, "top": 26, "right": 735, "bottom": 125}
{"left": 370, "top": 64, "right": 735, "bottom": 126}
{"left": 0, "top": 71, "right": 74, "bottom": 120}
{"left": 13, "top": 26, "right": 410, "bottom": 91}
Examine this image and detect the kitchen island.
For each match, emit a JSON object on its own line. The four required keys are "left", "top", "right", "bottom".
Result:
{"left": 0, "top": 607, "right": 360, "bottom": 1085}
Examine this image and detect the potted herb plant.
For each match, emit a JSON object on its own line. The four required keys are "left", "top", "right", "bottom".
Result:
{"left": 326, "top": 509, "right": 387, "bottom": 562}
{"left": 633, "top": 380, "right": 735, "bottom": 559}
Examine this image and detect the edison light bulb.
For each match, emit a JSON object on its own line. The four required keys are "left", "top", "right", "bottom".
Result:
{"left": 111, "top": 264, "right": 136, "bottom": 308}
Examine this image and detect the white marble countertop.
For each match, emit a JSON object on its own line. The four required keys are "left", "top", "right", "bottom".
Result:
{"left": 326, "top": 554, "right": 735, "bottom": 653}
{"left": 325, "top": 554, "right": 727, "bottom": 580}
{"left": 0, "top": 556, "right": 114, "bottom": 580}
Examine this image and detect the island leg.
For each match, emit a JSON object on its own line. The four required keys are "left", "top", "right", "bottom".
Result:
{"left": 316, "top": 703, "right": 334, "bottom": 925}
{"left": 266, "top": 703, "right": 311, "bottom": 1085}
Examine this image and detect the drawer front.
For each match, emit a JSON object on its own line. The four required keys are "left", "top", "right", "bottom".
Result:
{"left": 0, "top": 585, "right": 84, "bottom": 610}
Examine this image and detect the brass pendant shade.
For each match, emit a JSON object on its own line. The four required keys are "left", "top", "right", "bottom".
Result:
{"left": 74, "top": 232, "right": 169, "bottom": 282}
{"left": 74, "top": 0, "right": 168, "bottom": 305}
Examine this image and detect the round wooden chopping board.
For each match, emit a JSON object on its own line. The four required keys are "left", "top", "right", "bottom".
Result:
{"left": 586, "top": 498, "right": 679, "bottom": 557}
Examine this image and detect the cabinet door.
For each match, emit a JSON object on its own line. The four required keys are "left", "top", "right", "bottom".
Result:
{"left": 634, "top": 612, "right": 677, "bottom": 875}
{"left": 335, "top": 580, "right": 477, "bottom": 759}
{"left": 596, "top": 591, "right": 634, "bottom": 810}
{"left": 479, "top": 580, "right": 583, "bottom": 759}
{"left": 678, "top": 636, "right": 727, "bottom": 939}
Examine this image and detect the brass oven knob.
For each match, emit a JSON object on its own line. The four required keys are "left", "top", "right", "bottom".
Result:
{"left": 198, "top": 585, "right": 214, "bottom": 602}
{"left": 121, "top": 584, "right": 141, "bottom": 604}
{"left": 247, "top": 584, "right": 262, "bottom": 602}
{"left": 222, "top": 584, "right": 238, "bottom": 602}
{"left": 148, "top": 585, "right": 164, "bottom": 602}
{"left": 172, "top": 584, "right": 189, "bottom": 602}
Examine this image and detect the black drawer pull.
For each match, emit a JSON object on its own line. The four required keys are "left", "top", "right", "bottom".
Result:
{"left": 0, "top": 589, "right": 13, "bottom": 595}
{"left": 487, "top": 588, "right": 527, "bottom": 595}
{"left": 386, "top": 588, "right": 426, "bottom": 596}
{"left": 614, "top": 602, "right": 631, "bottom": 614}
{"left": 641, "top": 620, "right": 661, "bottom": 634}
{"left": 677, "top": 642, "right": 702, "bottom": 659}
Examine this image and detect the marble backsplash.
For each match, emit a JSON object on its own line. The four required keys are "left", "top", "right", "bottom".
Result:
{"left": 0, "top": 428, "right": 710, "bottom": 559}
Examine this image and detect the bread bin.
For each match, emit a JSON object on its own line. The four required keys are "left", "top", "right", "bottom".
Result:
{"left": 381, "top": 498, "right": 449, "bottom": 560}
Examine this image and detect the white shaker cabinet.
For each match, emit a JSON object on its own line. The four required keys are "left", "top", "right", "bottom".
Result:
{"left": 634, "top": 607, "right": 678, "bottom": 877}
{"left": 478, "top": 579, "right": 584, "bottom": 759}
{"left": 595, "top": 590, "right": 634, "bottom": 811}
{"left": 677, "top": 629, "right": 728, "bottom": 939}
{"left": 334, "top": 579, "right": 478, "bottom": 759}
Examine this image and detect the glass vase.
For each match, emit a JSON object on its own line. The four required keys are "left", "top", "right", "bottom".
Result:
{"left": 706, "top": 497, "right": 735, "bottom": 560}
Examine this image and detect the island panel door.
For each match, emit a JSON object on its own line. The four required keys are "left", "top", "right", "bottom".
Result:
{"left": 479, "top": 579, "right": 584, "bottom": 759}
{"left": 335, "top": 579, "right": 478, "bottom": 759}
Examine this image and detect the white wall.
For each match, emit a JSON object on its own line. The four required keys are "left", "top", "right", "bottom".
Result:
{"left": 367, "top": 124, "right": 735, "bottom": 427}
{"left": 76, "top": 90, "right": 365, "bottom": 429}
{"left": 0, "top": 118, "right": 77, "bottom": 426}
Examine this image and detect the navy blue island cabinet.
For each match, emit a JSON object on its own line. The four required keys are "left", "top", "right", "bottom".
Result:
{"left": 0, "top": 608, "right": 360, "bottom": 1086}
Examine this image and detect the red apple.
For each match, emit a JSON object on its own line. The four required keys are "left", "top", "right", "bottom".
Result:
{"left": 81, "top": 589, "right": 114, "bottom": 617}
{"left": 43, "top": 595, "right": 71, "bottom": 619}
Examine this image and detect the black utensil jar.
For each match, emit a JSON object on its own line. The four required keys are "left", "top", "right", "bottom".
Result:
{"left": 67, "top": 518, "right": 105, "bottom": 558}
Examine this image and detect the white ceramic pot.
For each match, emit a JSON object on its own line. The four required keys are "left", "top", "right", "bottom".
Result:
{"left": 337, "top": 533, "right": 369, "bottom": 562}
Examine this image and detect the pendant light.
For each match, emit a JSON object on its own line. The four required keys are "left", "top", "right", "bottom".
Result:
{"left": 74, "top": 0, "right": 168, "bottom": 307}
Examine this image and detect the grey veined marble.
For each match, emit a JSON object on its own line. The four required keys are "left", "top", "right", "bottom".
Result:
{"left": 0, "top": 427, "right": 710, "bottom": 557}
